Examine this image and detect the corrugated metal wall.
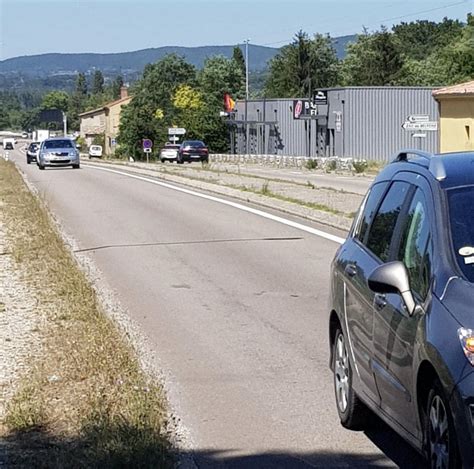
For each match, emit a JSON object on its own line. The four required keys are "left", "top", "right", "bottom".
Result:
{"left": 343, "top": 87, "right": 439, "bottom": 161}
{"left": 233, "top": 87, "right": 439, "bottom": 161}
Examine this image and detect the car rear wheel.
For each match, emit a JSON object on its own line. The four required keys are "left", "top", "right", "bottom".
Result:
{"left": 333, "top": 328, "right": 369, "bottom": 430}
{"left": 38, "top": 164, "right": 45, "bottom": 170}
{"left": 177, "top": 154, "right": 184, "bottom": 164}
{"left": 27, "top": 157, "right": 31, "bottom": 164}
{"left": 425, "top": 380, "right": 460, "bottom": 469}
{"left": 72, "top": 164, "right": 80, "bottom": 169}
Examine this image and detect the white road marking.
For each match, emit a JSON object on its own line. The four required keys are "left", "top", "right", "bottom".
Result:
{"left": 85, "top": 164, "right": 346, "bottom": 245}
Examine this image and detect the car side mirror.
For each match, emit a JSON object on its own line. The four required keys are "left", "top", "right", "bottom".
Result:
{"left": 76, "top": 144, "right": 81, "bottom": 149}
{"left": 368, "top": 261, "right": 419, "bottom": 316}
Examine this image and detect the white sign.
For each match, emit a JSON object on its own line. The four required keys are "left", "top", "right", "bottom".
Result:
{"left": 402, "top": 121, "right": 438, "bottom": 131}
{"left": 407, "top": 114, "right": 429, "bottom": 123}
{"left": 143, "top": 148, "right": 152, "bottom": 153}
{"left": 168, "top": 127, "right": 186, "bottom": 136}
{"left": 412, "top": 133, "right": 427, "bottom": 138}
{"left": 169, "top": 136, "right": 180, "bottom": 143}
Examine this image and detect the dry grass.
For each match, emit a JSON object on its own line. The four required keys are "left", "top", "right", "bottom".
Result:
{"left": 0, "top": 159, "right": 172, "bottom": 468}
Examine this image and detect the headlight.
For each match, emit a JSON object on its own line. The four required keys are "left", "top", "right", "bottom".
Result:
{"left": 458, "top": 328, "right": 474, "bottom": 365}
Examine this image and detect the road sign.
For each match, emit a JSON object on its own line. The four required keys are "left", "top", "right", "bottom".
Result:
{"left": 412, "top": 133, "right": 427, "bottom": 138}
{"left": 142, "top": 138, "right": 153, "bottom": 149}
{"left": 407, "top": 114, "right": 429, "bottom": 123}
{"left": 168, "top": 127, "right": 186, "bottom": 136}
{"left": 111, "top": 138, "right": 117, "bottom": 146}
{"left": 402, "top": 121, "right": 438, "bottom": 131}
{"left": 143, "top": 147, "right": 152, "bottom": 153}
{"left": 169, "top": 136, "right": 180, "bottom": 143}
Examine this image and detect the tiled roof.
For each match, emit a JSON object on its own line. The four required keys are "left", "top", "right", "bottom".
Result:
{"left": 79, "top": 96, "right": 132, "bottom": 117}
{"left": 433, "top": 80, "right": 474, "bottom": 97}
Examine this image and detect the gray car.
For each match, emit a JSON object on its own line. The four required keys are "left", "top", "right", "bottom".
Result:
{"left": 37, "top": 137, "right": 80, "bottom": 170}
{"left": 329, "top": 149, "right": 474, "bottom": 468}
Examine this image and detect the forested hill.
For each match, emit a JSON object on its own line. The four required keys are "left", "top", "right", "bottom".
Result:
{"left": 0, "top": 38, "right": 355, "bottom": 76}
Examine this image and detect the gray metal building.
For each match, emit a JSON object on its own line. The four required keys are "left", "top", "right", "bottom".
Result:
{"left": 230, "top": 87, "right": 439, "bottom": 161}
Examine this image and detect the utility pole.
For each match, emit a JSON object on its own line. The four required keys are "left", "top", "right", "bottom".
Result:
{"left": 244, "top": 39, "right": 250, "bottom": 154}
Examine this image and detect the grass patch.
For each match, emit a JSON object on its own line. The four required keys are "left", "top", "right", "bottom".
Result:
{"left": 0, "top": 159, "right": 172, "bottom": 468}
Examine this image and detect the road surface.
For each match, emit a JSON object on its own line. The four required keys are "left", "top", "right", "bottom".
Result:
{"left": 11, "top": 150, "right": 424, "bottom": 468}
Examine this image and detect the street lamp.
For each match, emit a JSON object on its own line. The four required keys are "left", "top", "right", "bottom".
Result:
{"left": 244, "top": 39, "right": 250, "bottom": 154}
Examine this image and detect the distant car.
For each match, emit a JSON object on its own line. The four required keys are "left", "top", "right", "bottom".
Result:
{"left": 88, "top": 145, "right": 103, "bottom": 158}
{"left": 177, "top": 140, "right": 209, "bottom": 164}
{"left": 159, "top": 144, "right": 180, "bottom": 163}
{"left": 37, "top": 137, "right": 80, "bottom": 170}
{"left": 26, "top": 141, "right": 40, "bottom": 164}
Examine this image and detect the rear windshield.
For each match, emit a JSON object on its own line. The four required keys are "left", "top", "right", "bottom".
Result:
{"left": 44, "top": 139, "right": 74, "bottom": 149}
{"left": 448, "top": 186, "right": 474, "bottom": 282}
{"left": 183, "top": 141, "right": 205, "bottom": 147}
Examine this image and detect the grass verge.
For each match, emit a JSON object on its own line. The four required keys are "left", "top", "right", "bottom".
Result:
{"left": 0, "top": 159, "right": 172, "bottom": 468}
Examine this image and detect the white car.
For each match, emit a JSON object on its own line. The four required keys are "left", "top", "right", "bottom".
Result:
{"left": 159, "top": 144, "right": 180, "bottom": 162}
{"left": 88, "top": 145, "right": 103, "bottom": 158}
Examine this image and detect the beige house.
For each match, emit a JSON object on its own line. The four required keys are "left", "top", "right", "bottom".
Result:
{"left": 79, "top": 87, "right": 132, "bottom": 155}
{"left": 433, "top": 80, "right": 474, "bottom": 152}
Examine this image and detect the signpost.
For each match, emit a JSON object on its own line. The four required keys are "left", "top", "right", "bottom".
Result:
{"left": 168, "top": 128, "right": 186, "bottom": 136}
{"left": 401, "top": 121, "right": 438, "bottom": 131}
{"left": 142, "top": 138, "right": 153, "bottom": 163}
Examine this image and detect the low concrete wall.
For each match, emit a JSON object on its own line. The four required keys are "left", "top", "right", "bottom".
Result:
{"left": 211, "top": 154, "right": 355, "bottom": 170}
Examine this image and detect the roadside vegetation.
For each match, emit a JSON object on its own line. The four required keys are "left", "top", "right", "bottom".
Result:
{"left": 0, "top": 159, "right": 172, "bottom": 468}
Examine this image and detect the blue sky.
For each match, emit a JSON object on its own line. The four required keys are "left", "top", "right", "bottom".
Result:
{"left": 0, "top": 0, "right": 472, "bottom": 60}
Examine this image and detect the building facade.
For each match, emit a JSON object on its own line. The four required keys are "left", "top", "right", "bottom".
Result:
{"left": 433, "top": 80, "right": 474, "bottom": 153}
{"left": 231, "top": 87, "right": 439, "bottom": 161}
{"left": 79, "top": 87, "right": 131, "bottom": 155}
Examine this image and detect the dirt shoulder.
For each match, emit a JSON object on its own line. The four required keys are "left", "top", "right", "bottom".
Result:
{"left": 0, "top": 159, "right": 173, "bottom": 467}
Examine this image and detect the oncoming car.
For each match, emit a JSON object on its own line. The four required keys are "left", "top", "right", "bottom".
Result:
{"left": 26, "top": 141, "right": 40, "bottom": 164}
{"left": 88, "top": 145, "right": 103, "bottom": 158}
{"left": 329, "top": 149, "right": 474, "bottom": 469}
{"left": 37, "top": 137, "right": 80, "bottom": 170}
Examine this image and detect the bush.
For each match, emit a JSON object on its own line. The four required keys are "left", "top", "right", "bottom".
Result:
{"left": 352, "top": 160, "right": 368, "bottom": 173}
{"left": 305, "top": 158, "right": 318, "bottom": 170}
{"left": 327, "top": 159, "right": 337, "bottom": 172}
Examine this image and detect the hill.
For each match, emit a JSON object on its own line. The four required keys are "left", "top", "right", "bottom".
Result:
{"left": 0, "top": 37, "right": 356, "bottom": 77}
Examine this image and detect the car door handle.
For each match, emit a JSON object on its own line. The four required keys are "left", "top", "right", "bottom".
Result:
{"left": 344, "top": 264, "right": 357, "bottom": 278}
{"left": 374, "top": 294, "right": 387, "bottom": 310}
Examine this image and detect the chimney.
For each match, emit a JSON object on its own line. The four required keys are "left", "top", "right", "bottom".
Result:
{"left": 120, "top": 86, "right": 129, "bottom": 99}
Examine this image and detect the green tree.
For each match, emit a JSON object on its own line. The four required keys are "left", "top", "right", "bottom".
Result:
{"left": 75, "top": 72, "right": 88, "bottom": 97}
{"left": 41, "top": 90, "right": 69, "bottom": 111}
{"left": 118, "top": 54, "right": 196, "bottom": 158}
{"left": 91, "top": 70, "right": 105, "bottom": 95}
{"left": 265, "top": 31, "right": 340, "bottom": 98}
{"left": 111, "top": 75, "right": 124, "bottom": 99}
{"left": 341, "top": 27, "right": 404, "bottom": 86}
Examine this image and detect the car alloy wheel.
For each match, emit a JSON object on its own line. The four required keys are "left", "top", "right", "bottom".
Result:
{"left": 335, "top": 332, "right": 350, "bottom": 413}
{"left": 425, "top": 381, "right": 459, "bottom": 469}
{"left": 333, "top": 328, "right": 368, "bottom": 429}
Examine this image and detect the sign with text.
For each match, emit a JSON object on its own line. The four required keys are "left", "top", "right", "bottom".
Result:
{"left": 293, "top": 100, "right": 327, "bottom": 120}
{"left": 402, "top": 121, "right": 438, "bottom": 131}
{"left": 168, "top": 127, "right": 186, "bottom": 135}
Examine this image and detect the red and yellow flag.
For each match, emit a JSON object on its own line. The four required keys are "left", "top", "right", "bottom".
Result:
{"left": 224, "top": 93, "right": 235, "bottom": 112}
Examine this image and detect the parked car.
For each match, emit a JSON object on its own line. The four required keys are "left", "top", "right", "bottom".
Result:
{"left": 26, "top": 141, "right": 40, "bottom": 164}
{"left": 37, "top": 137, "right": 80, "bottom": 170}
{"left": 177, "top": 140, "right": 208, "bottom": 164}
{"left": 88, "top": 145, "right": 103, "bottom": 158}
{"left": 329, "top": 149, "right": 474, "bottom": 469}
{"left": 159, "top": 144, "right": 180, "bottom": 163}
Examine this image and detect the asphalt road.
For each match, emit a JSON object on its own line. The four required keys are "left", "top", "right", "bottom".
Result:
{"left": 11, "top": 149, "right": 424, "bottom": 468}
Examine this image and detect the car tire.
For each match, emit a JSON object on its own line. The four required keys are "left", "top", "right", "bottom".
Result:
{"left": 424, "top": 379, "right": 460, "bottom": 469}
{"left": 333, "top": 328, "right": 369, "bottom": 430}
{"left": 27, "top": 157, "right": 31, "bottom": 164}
{"left": 38, "top": 164, "right": 45, "bottom": 170}
{"left": 160, "top": 159, "right": 165, "bottom": 163}
{"left": 177, "top": 154, "right": 184, "bottom": 165}
{"left": 202, "top": 158, "right": 209, "bottom": 164}
{"left": 72, "top": 164, "right": 80, "bottom": 169}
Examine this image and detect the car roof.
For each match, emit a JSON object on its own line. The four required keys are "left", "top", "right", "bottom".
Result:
{"left": 378, "top": 150, "right": 474, "bottom": 190}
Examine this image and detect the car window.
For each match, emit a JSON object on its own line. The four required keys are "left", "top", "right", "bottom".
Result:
{"left": 448, "top": 185, "right": 474, "bottom": 283}
{"left": 365, "top": 181, "right": 410, "bottom": 262}
{"left": 354, "top": 182, "right": 388, "bottom": 243}
{"left": 397, "top": 189, "right": 432, "bottom": 300}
